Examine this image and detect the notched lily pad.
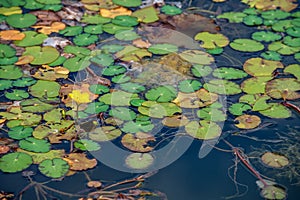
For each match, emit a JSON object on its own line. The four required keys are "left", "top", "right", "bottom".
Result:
{"left": 63, "top": 153, "right": 97, "bottom": 171}
{"left": 0, "top": 152, "right": 32, "bottom": 173}
{"left": 266, "top": 78, "right": 300, "bottom": 100}
{"left": 121, "top": 132, "right": 155, "bottom": 152}
{"left": 19, "top": 137, "right": 50, "bottom": 153}
{"left": 38, "top": 158, "right": 69, "bottom": 178}
{"left": 89, "top": 126, "right": 122, "bottom": 142}
{"left": 194, "top": 32, "right": 229, "bottom": 49}
{"left": 125, "top": 153, "right": 154, "bottom": 170}
{"left": 261, "top": 152, "right": 289, "bottom": 168}
{"left": 230, "top": 39, "right": 264, "bottom": 52}
{"left": 234, "top": 114, "right": 261, "bottom": 129}
{"left": 185, "top": 120, "right": 221, "bottom": 140}
{"left": 23, "top": 46, "right": 59, "bottom": 65}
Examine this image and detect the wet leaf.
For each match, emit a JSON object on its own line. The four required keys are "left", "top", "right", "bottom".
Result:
{"left": 161, "top": 5, "right": 182, "bottom": 16}
{"left": 39, "top": 158, "right": 69, "bottom": 178}
{"left": 286, "top": 27, "right": 300, "bottom": 37}
{"left": 29, "top": 80, "right": 60, "bottom": 99}
{"left": 230, "top": 39, "right": 264, "bottom": 52}
{"left": 191, "top": 64, "right": 212, "bottom": 77}
{"left": 145, "top": 86, "right": 177, "bottom": 102}
{"left": 229, "top": 103, "right": 252, "bottom": 116}
{"left": 252, "top": 31, "right": 282, "bottom": 42}
{"left": 0, "top": 30, "right": 25, "bottom": 40}
{"left": 73, "top": 33, "right": 98, "bottom": 46}
{"left": 194, "top": 32, "right": 229, "bottom": 49}
{"left": 241, "top": 77, "right": 273, "bottom": 94}
{"left": 6, "top": 13, "right": 37, "bottom": 28}
{"left": 217, "top": 12, "right": 247, "bottom": 23}
{"left": 204, "top": 79, "right": 241, "bottom": 95}
{"left": 243, "top": 15, "right": 263, "bottom": 26}
{"left": 121, "top": 132, "right": 155, "bottom": 152}
{"left": 89, "top": 126, "right": 122, "bottom": 141}
{"left": 63, "top": 153, "right": 97, "bottom": 171}
{"left": 8, "top": 126, "right": 33, "bottom": 140}
{"left": 266, "top": 78, "right": 300, "bottom": 100}
{"left": 197, "top": 108, "right": 227, "bottom": 122}
{"left": 213, "top": 67, "right": 248, "bottom": 80}
{"left": 284, "top": 64, "right": 300, "bottom": 79}
{"left": 138, "top": 101, "right": 182, "bottom": 118}
{"left": 243, "top": 57, "right": 283, "bottom": 77}
{"left": 102, "top": 65, "right": 127, "bottom": 76}
{"left": 148, "top": 43, "right": 178, "bottom": 55}
{"left": 0, "top": 152, "right": 32, "bottom": 173}
{"left": 260, "top": 51, "right": 282, "bottom": 61}
{"left": 261, "top": 152, "right": 289, "bottom": 168}
{"left": 185, "top": 120, "right": 222, "bottom": 140}
{"left": 261, "top": 10, "right": 290, "bottom": 20}
{"left": 234, "top": 114, "right": 261, "bottom": 129}
{"left": 90, "top": 53, "right": 114, "bottom": 67}
{"left": 179, "top": 50, "right": 214, "bottom": 65}
{"left": 64, "top": 46, "right": 91, "bottom": 57}
{"left": 74, "top": 139, "right": 101, "bottom": 151}
{"left": 120, "top": 82, "right": 145, "bottom": 93}
{"left": 283, "top": 36, "right": 300, "bottom": 47}
{"left": 63, "top": 56, "right": 91, "bottom": 72}
{"left": 0, "top": 44, "right": 16, "bottom": 58}
{"left": 100, "top": 44, "right": 124, "bottom": 53}
{"left": 99, "top": 91, "right": 139, "bottom": 106}
{"left": 84, "top": 24, "right": 103, "bottom": 34}
{"left": 5, "top": 89, "right": 29, "bottom": 100}
{"left": 162, "top": 115, "right": 189, "bottom": 127}
{"left": 132, "top": 6, "right": 159, "bottom": 23}
{"left": 268, "top": 41, "right": 300, "bottom": 55}
{"left": 59, "top": 26, "right": 83, "bottom": 36}
{"left": 112, "top": 15, "right": 138, "bottom": 27}
{"left": 125, "top": 153, "right": 154, "bottom": 170}
{"left": 21, "top": 98, "right": 57, "bottom": 112}
{"left": 109, "top": 107, "right": 137, "bottom": 120}
{"left": 0, "top": 65, "right": 23, "bottom": 80}
{"left": 178, "top": 79, "right": 202, "bottom": 93}
{"left": 0, "top": 80, "right": 13, "bottom": 91}
{"left": 23, "top": 46, "right": 59, "bottom": 65}
{"left": 102, "top": 23, "right": 133, "bottom": 34}
{"left": 260, "top": 185, "right": 287, "bottom": 200}
{"left": 19, "top": 137, "right": 50, "bottom": 153}
{"left": 121, "top": 120, "right": 154, "bottom": 133}
{"left": 259, "top": 103, "right": 291, "bottom": 118}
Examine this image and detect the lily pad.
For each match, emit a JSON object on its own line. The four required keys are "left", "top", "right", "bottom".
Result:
{"left": 89, "top": 84, "right": 110, "bottom": 95}
{"left": 197, "top": 108, "right": 226, "bottom": 122}
{"left": 179, "top": 50, "right": 214, "bottom": 65}
{"left": 17, "top": 149, "right": 65, "bottom": 164}
{"left": 14, "top": 31, "right": 47, "bottom": 47}
{"left": 178, "top": 79, "right": 202, "bottom": 93}
{"left": 81, "top": 14, "right": 111, "bottom": 24}
{"left": 8, "top": 126, "right": 33, "bottom": 140}
{"left": 132, "top": 6, "right": 159, "bottom": 23}
{"left": 286, "top": 27, "right": 300, "bottom": 37}
{"left": 121, "top": 120, "right": 154, "bottom": 133}
{"left": 194, "top": 32, "right": 229, "bottom": 49}
{"left": 99, "top": 91, "right": 139, "bottom": 106}
{"left": 204, "top": 79, "right": 241, "bottom": 95}
{"left": 261, "top": 10, "right": 290, "bottom": 20}
{"left": 84, "top": 24, "right": 103, "bottom": 34}
{"left": 63, "top": 153, "right": 97, "bottom": 171}
{"left": 251, "top": 31, "right": 282, "bottom": 42}
{"left": 64, "top": 56, "right": 90, "bottom": 72}
{"left": 64, "top": 46, "right": 91, "bottom": 58}
{"left": 19, "top": 137, "right": 50, "bottom": 153}
{"left": 234, "top": 114, "right": 261, "bottom": 129}
{"left": 239, "top": 94, "right": 271, "bottom": 111}
{"left": 191, "top": 64, "right": 212, "bottom": 77}
{"left": 102, "top": 23, "right": 133, "bottom": 34}
{"left": 243, "top": 58, "right": 283, "bottom": 77}
{"left": 161, "top": 5, "right": 182, "bottom": 16}
{"left": 6, "top": 13, "right": 37, "bottom": 28}
{"left": 112, "top": 0, "right": 141, "bottom": 7}
{"left": 213, "top": 67, "right": 248, "bottom": 80}
{"left": 59, "top": 26, "right": 83, "bottom": 36}
{"left": 260, "top": 51, "right": 282, "bottom": 61}
{"left": 0, "top": 152, "right": 32, "bottom": 173}
{"left": 29, "top": 80, "right": 60, "bottom": 99}
{"left": 74, "top": 139, "right": 101, "bottom": 151}
{"left": 21, "top": 98, "right": 57, "bottom": 112}
{"left": 162, "top": 115, "right": 189, "bottom": 127}
{"left": 121, "top": 132, "right": 155, "bottom": 152}
{"left": 259, "top": 103, "right": 291, "bottom": 118}
{"left": 120, "top": 82, "right": 145, "bottom": 93}
{"left": 89, "top": 126, "right": 122, "bottom": 142}
{"left": 241, "top": 77, "right": 273, "bottom": 94}
{"left": 38, "top": 158, "right": 69, "bottom": 178}
{"left": 90, "top": 53, "right": 114, "bottom": 67}
{"left": 145, "top": 85, "right": 177, "bottom": 102}
{"left": 0, "top": 80, "right": 13, "bottom": 90}
{"left": 260, "top": 185, "right": 287, "bottom": 200}
{"left": 125, "top": 153, "right": 154, "bottom": 170}
{"left": 261, "top": 152, "right": 289, "bottom": 168}
{"left": 284, "top": 64, "right": 300, "bottom": 79}
{"left": 243, "top": 15, "right": 263, "bottom": 26}
{"left": 84, "top": 102, "right": 109, "bottom": 114}
{"left": 5, "top": 89, "right": 29, "bottom": 100}
{"left": 109, "top": 107, "right": 136, "bottom": 121}
{"left": 185, "top": 120, "right": 222, "bottom": 140}
{"left": 217, "top": 12, "right": 247, "bottom": 23}
{"left": 0, "top": 44, "right": 16, "bottom": 58}
{"left": 73, "top": 33, "right": 98, "bottom": 46}
{"left": 268, "top": 41, "right": 300, "bottom": 55}
{"left": 148, "top": 43, "right": 178, "bottom": 55}
{"left": 266, "top": 78, "right": 300, "bottom": 100}
{"left": 102, "top": 65, "right": 127, "bottom": 76}
{"left": 229, "top": 103, "right": 252, "bottom": 116}
{"left": 112, "top": 15, "right": 139, "bottom": 27}
{"left": 138, "top": 101, "right": 182, "bottom": 118}
{"left": 230, "top": 39, "right": 264, "bottom": 52}
{"left": 114, "top": 45, "right": 152, "bottom": 62}
{"left": 0, "top": 65, "right": 23, "bottom": 80}
{"left": 23, "top": 46, "right": 59, "bottom": 65}
{"left": 283, "top": 36, "right": 300, "bottom": 47}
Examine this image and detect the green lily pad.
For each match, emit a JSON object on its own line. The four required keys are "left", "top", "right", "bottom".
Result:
{"left": 5, "top": 89, "right": 29, "bottom": 100}
{"left": 130, "top": 98, "right": 145, "bottom": 107}
{"left": 229, "top": 103, "right": 252, "bottom": 116}
{"left": 197, "top": 108, "right": 226, "bottom": 122}
{"left": 283, "top": 36, "right": 300, "bottom": 47}
{"left": 125, "top": 153, "right": 154, "bottom": 170}
{"left": 81, "top": 14, "right": 111, "bottom": 24}
{"left": 145, "top": 85, "right": 177, "bottom": 102}
{"left": 102, "top": 65, "right": 127, "bottom": 76}
{"left": 234, "top": 114, "right": 261, "bottom": 129}
{"left": 29, "top": 80, "right": 60, "bottom": 99}
{"left": 0, "top": 65, "right": 23, "bottom": 79}
{"left": 206, "top": 47, "right": 223, "bottom": 55}
{"left": 99, "top": 91, "right": 139, "bottom": 106}
{"left": 217, "top": 12, "right": 247, "bottom": 23}
{"left": 115, "top": 30, "right": 140, "bottom": 41}
{"left": 19, "top": 137, "right": 50, "bottom": 153}
{"left": 194, "top": 32, "right": 229, "bottom": 49}
{"left": 241, "top": 77, "right": 273, "bottom": 94}
{"left": 112, "top": 0, "right": 141, "bottom": 7}
{"left": 132, "top": 6, "right": 159, "bottom": 23}
{"left": 261, "top": 152, "right": 289, "bottom": 168}
{"left": 203, "top": 79, "right": 241, "bottom": 95}
{"left": 260, "top": 51, "right": 282, "bottom": 61}
{"left": 284, "top": 64, "right": 300, "bottom": 79}
{"left": 33, "top": 120, "right": 74, "bottom": 140}
{"left": 266, "top": 78, "right": 300, "bottom": 100}
{"left": 14, "top": 31, "right": 47, "bottom": 47}
{"left": 251, "top": 31, "right": 282, "bottom": 42}
{"left": 73, "top": 33, "right": 98, "bottom": 46}
{"left": 178, "top": 79, "right": 202, "bottom": 93}
{"left": 84, "top": 102, "right": 109, "bottom": 114}
{"left": 259, "top": 103, "right": 291, "bottom": 118}
{"left": 89, "top": 126, "right": 122, "bottom": 142}
{"left": 121, "top": 120, "right": 154, "bottom": 133}
{"left": 64, "top": 56, "right": 90, "bottom": 72}
{"left": 0, "top": 79, "right": 13, "bottom": 90}
{"left": 243, "top": 15, "right": 263, "bottom": 26}
{"left": 64, "top": 46, "right": 91, "bottom": 58}
{"left": 6, "top": 13, "right": 37, "bottom": 28}
{"left": 59, "top": 26, "right": 83, "bottom": 36}
{"left": 286, "top": 27, "right": 300, "bottom": 37}
{"left": 89, "top": 84, "right": 110, "bottom": 95}
{"left": 230, "top": 39, "right": 264, "bottom": 52}
{"left": 148, "top": 43, "right": 178, "bottom": 55}
{"left": 261, "top": 10, "right": 290, "bottom": 20}
{"left": 138, "top": 101, "right": 181, "bottom": 118}
{"left": 114, "top": 45, "right": 152, "bottom": 62}
{"left": 243, "top": 57, "right": 283, "bottom": 77}
{"left": 74, "top": 139, "right": 101, "bottom": 151}
{"left": 112, "top": 74, "right": 131, "bottom": 83}
{"left": 100, "top": 44, "right": 125, "bottom": 53}
{"left": 0, "top": 0, "right": 25, "bottom": 7}
{"left": 14, "top": 77, "right": 37, "bottom": 87}
{"left": 260, "top": 185, "right": 287, "bottom": 200}
{"left": 38, "top": 158, "right": 69, "bottom": 178}
{"left": 272, "top": 20, "right": 293, "bottom": 32}
{"left": 23, "top": 46, "right": 59, "bottom": 65}
{"left": 112, "top": 15, "right": 139, "bottom": 27}
{"left": 84, "top": 24, "right": 103, "bottom": 34}
{"left": 109, "top": 107, "right": 136, "bottom": 121}
{"left": 120, "top": 82, "right": 145, "bottom": 93}
{"left": 240, "top": 94, "right": 271, "bottom": 111}
{"left": 213, "top": 67, "right": 248, "bottom": 80}
{"left": 17, "top": 149, "right": 65, "bottom": 164}
{"left": 43, "top": 109, "right": 62, "bottom": 123}
{"left": 268, "top": 41, "right": 300, "bottom": 55}
{"left": 191, "top": 64, "right": 212, "bottom": 77}
{"left": 24, "top": 0, "right": 44, "bottom": 9}
{"left": 8, "top": 126, "right": 33, "bottom": 140}
{"left": 90, "top": 53, "right": 114, "bottom": 67}
{"left": 36, "top": 0, "right": 61, "bottom": 4}
{"left": 185, "top": 120, "right": 221, "bottom": 140}
{"left": 0, "top": 44, "right": 16, "bottom": 58}
{"left": 0, "top": 152, "right": 32, "bottom": 173}
{"left": 21, "top": 98, "right": 57, "bottom": 113}
{"left": 161, "top": 5, "right": 182, "bottom": 16}
{"left": 102, "top": 23, "right": 133, "bottom": 34}
{"left": 179, "top": 50, "right": 214, "bottom": 65}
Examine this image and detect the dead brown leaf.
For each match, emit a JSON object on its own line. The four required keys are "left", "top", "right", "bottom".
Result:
{"left": 63, "top": 153, "right": 97, "bottom": 171}
{"left": 30, "top": 10, "right": 61, "bottom": 26}
{"left": 0, "top": 30, "right": 25, "bottom": 40}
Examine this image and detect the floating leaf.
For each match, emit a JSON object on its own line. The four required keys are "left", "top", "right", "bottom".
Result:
{"left": 261, "top": 10, "right": 290, "bottom": 20}
{"left": 63, "top": 153, "right": 97, "bottom": 171}
{"left": 230, "top": 39, "right": 264, "bottom": 52}
{"left": 8, "top": 126, "right": 33, "bottom": 140}
{"left": 19, "top": 137, "right": 50, "bottom": 153}
{"left": 17, "top": 149, "right": 65, "bottom": 164}
{"left": 43, "top": 109, "right": 62, "bottom": 123}
{"left": 112, "top": 15, "right": 138, "bottom": 27}
{"left": 121, "top": 132, "right": 155, "bottom": 152}
{"left": 260, "top": 185, "right": 287, "bottom": 200}
{"left": 84, "top": 102, "right": 109, "bottom": 114}
{"left": 102, "top": 23, "right": 132, "bottom": 34}
{"left": 251, "top": 31, "right": 282, "bottom": 42}
{"left": 0, "top": 6, "right": 22, "bottom": 15}
{"left": 90, "top": 53, "right": 114, "bottom": 67}
{"left": 0, "top": 152, "right": 32, "bottom": 173}
{"left": 197, "top": 108, "right": 226, "bottom": 122}
{"left": 243, "top": 58, "right": 283, "bottom": 77}
{"left": 64, "top": 46, "right": 91, "bottom": 58}
{"left": 84, "top": 24, "right": 103, "bottom": 34}
{"left": 115, "top": 30, "right": 140, "bottom": 41}
{"left": 81, "top": 14, "right": 111, "bottom": 24}
{"left": 266, "top": 78, "right": 300, "bottom": 100}
{"left": 112, "top": 0, "right": 141, "bottom": 7}
{"left": 73, "top": 33, "right": 98, "bottom": 46}
{"left": 213, "top": 67, "right": 248, "bottom": 80}
{"left": 268, "top": 41, "right": 300, "bottom": 55}
{"left": 0, "top": 44, "right": 16, "bottom": 58}
{"left": 5, "top": 89, "right": 29, "bottom": 100}
{"left": 29, "top": 80, "right": 60, "bottom": 99}
{"left": 241, "top": 77, "right": 273, "bottom": 94}
{"left": 132, "top": 6, "right": 159, "bottom": 23}
{"left": 63, "top": 56, "right": 91, "bottom": 72}
{"left": 102, "top": 65, "right": 127, "bottom": 76}
{"left": 259, "top": 103, "right": 291, "bottom": 118}
{"left": 0, "top": 65, "right": 23, "bottom": 80}
{"left": 260, "top": 51, "right": 282, "bottom": 61}
{"left": 162, "top": 115, "right": 189, "bottom": 127}
{"left": 99, "top": 91, "right": 139, "bottom": 106}
{"left": 23, "top": 46, "right": 59, "bottom": 65}
{"left": 121, "top": 120, "right": 154, "bottom": 133}
{"left": 191, "top": 64, "right": 212, "bottom": 77}
{"left": 229, "top": 103, "right": 252, "bottom": 116}
{"left": 138, "top": 101, "right": 182, "bottom": 118}
{"left": 100, "top": 6, "right": 132, "bottom": 18}
{"left": 74, "top": 139, "right": 101, "bottom": 151}
{"left": 109, "top": 107, "right": 136, "bottom": 121}
{"left": 145, "top": 86, "right": 177, "bottom": 102}
{"left": 194, "top": 32, "right": 229, "bottom": 49}
{"left": 39, "top": 158, "right": 69, "bottom": 178}
{"left": 283, "top": 36, "right": 300, "bottom": 47}
{"left": 234, "top": 114, "right": 261, "bottom": 129}
{"left": 125, "top": 153, "right": 154, "bottom": 170}
{"left": 161, "top": 5, "right": 182, "bottom": 16}
{"left": 120, "top": 82, "right": 145, "bottom": 93}
{"left": 240, "top": 94, "right": 271, "bottom": 111}
{"left": 89, "top": 126, "right": 122, "bottom": 142}
{"left": 204, "top": 79, "right": 241, "bottom": 95}
{"left": 0, "top": 80, "right": 13, "bottom": 90}
{"left": 114, "top": 45, "right": 152, "bottom": 62}
{"left": 178, "top": 79, "right": 202, "bottom": 93}
{"left": 59, "top": 26, "right": 83, "bottom": 36}
{"left": 21, "top": 98, "right": 57, "bottom": 113}
{"left": 286, "top": 27, "right": 300, "bottom": 37}
{"left": 243, "top": 15, "right": 263, "bottom": 26}
{"left": 185, "top": 120, "right": 221, "bottom": 140}
{"left": 217, "top": 12, "right": 247, "bottom": 23}
{"left": 69, "top": 90, "right": 93, "bottom": 104}
{"left": 89, "top": 84, "right": 110, "bottom": 95}
{"left": 6, "top": 13, "right": 37, "bottom": 28}
{"left": 261, "top": 152, "right": 289, "bottom": 168}
{"left": 284, "top": 64, "right": 300, "bottom": 79}
{"left": 179, "top": 50, "right": 214, "bottom": 65}
{"left": 148, "top": 43, "right": 178, "bottom": 55}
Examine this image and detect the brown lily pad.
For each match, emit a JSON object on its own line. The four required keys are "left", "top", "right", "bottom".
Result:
{"left": 261, "top": 152, "right": 289, "bottom": 168}
{"left": 162, "top": 115, "right": 189, "bottom": 127}
{"left": 266, "top": 78, "right": 300, "bottom": 100}
{"left": 121, "top": 132, "right": 155, "bottom": 153}
{"left": 234, "top": 114, "right": 261, "bottom": 129}
{"left": 63, "top": 153, "right": 97, "bottom": 171}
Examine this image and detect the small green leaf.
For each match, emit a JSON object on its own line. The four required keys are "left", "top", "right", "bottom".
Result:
{"left": 0, "top": 44, "right": 16, "bottom": 58}
{"left": 212, "top": 67, "right": 248, "bottom": 80}
{"left": 0, "top": 152, "right": 32, "bottom": 173}
{"left": 185, "top": 120, "right": 221, "bottom": 140}
{"left": 90, "top": 54, "right": 114, "bottom": 67}
{"left": 145, "top": 85, "right": 177, "bottom": 102}
{"left": 84, "top": 102, "right": 109, "bottom": 114}
{"left": 8, "top": 126, "right": 33, "bottom": 140}
{"left": 204, "top": 79, "right": 241, "bottom": 95}
{"left": 121, "top": 120, "right": 154, "bottom": 133}
{"left": 191, "top": 64, "right": 212, "bottom": 77}
{"left": 84, "top": 24, "right": 103, "bottom": 34}
{"left": 230, "top": 39, "right": 264, "bottom": 52}
{"left": 109, "top": 107, "right": 136, "bottom": 121}
{"left": 112, "top": 15, "right": 138, "bottom": 27}
{"left": 125, "top": 153, "right": 154, "bottom": 170}
{"left": 115, "top": 30, "right": 140, "bottom": 41}
{"left": 102, "top": 65, "right": 127, "bottom": 76}
{"left": 112, "top": 0, "right": 141, "bottom": 7}
{"left": 59, "top": 26, "right": 83, "bottom": 36}
{"left": 243, "top": 15, "right": 263, "bottom": 26}
{"left": 261, "top": 10, "right": 290, "bottom": 20}
{"left": 0, "top": 65, "right": 23, "bottom": 80}
{"left": 5, "top": 89, "right": 29, "bottom": 100}
{"left": 229, "top": 103, "right": 252, "bottom": 116}
{"left": 251, "top": 31, "right": 282, "bottom": 42}
{"left": 38, "top": 158, "right": 69, "bottom": 178}
{"left": 74, "top": 139, "right": 101, "bottom": 151}
{"left": 23, "top": 46, "right": 60, "bottom": 65}
{"left": 14, "top": 31, "right": 47, "bottom": 47}
{"left": 217, "top": 12, "right": 246, "bottom": 23}
{"left": 120, "top": 82, "right": 145, "bottom": 93}
{"left": 259, "top": 103, "right": 291, "bottom": 118}
{"left": 161, "top": 5, "right": 182, "bottom": 16}
{"left": 6, "top": 13, "right": 36, "bottom": 28}
{"left": 19, "top": 137, "right": 50, "bottom": 153}
{"left": 89, "top": 84, "right": 110, "bottom": 94}
{"left": 73, "top": 33, "right": 98, "bottom": 46}
{"left": 178, "top": 79, "right": 202, "bottom": 93}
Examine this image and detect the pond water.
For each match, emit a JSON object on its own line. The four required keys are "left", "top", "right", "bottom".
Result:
{"left": 0, "top": 0, "right": 300, "bottom": 199}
